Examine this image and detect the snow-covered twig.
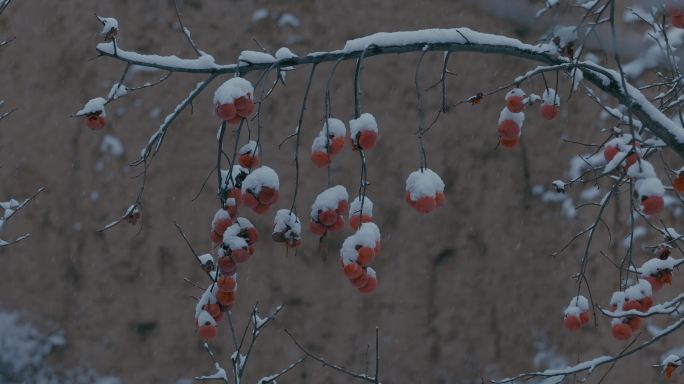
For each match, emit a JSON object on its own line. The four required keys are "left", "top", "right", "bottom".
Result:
{"left": 173, "top": 0, "right": 202, "bottom": 57}
{"left": 257, "top": 356, "right": 307, "bottom": 384}
{"left": 494, "top": 317, "right": 684, "bottom": 383}
{"left": 0, "top": 187, "right": 45, "bottom": 248}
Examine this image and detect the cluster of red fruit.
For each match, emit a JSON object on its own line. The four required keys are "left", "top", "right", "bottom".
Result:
{"left": 340, "top": 222, "right": 382, "bottom": 294}
{"left": 603, "top": 136, "right": 668, "bottom": 215}
{"left": 214, "top": 77, "right": 255, "bottom": 124}
{"left": 309, "top": 185, "right": 349, "bottom": 236}
{"left": 272, "top": 209, "right": 302, "bottom": 249}
{"left": 311, "top": 118, "right": 346, "bottom": 168}
{"left": 241, "top": 166, "right": 280, "bottom": 214}
{"left": 563, "top": 244, "right": 679, "bottom": 342}
{"left": 195, "top": 270, "right": 238, "bottom": 342}
{"left": 587, "top": 249, "right": 676, "bottom": 342}
{"left": 608, "top": 280, "right": 653, "bottom": 341}
{"left": 641, "top": 247, "right": 675, "bottom": 293}
{"left": 405, "top": 168, "right": 445, "bottom": 214}
{"left": 310, "top": 113, "right": 379, "bottom": 168}
{"left": 603, "top": 135, "right": 641, "bottom": 171}
{"left": 497, "top": 87, "right": 560, "bottom": 149}
{"left": 196, "top": 211, "right": 260, "bottom": 342}
{"left": 562, "top": 295, "right": 590, "bottom": 331}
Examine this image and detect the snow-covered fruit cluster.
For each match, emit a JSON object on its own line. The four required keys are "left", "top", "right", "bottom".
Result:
{"left": 405, "top": 168, "right": 445, "bottom": 214}
{"left": 309, "top": 185, "right": 348, "bottom": 236}
{"left": 241, "top": 166, "right": 280, "bottom": 214}
{"left": 340, "top": 221, "right": 381, "bottom": 294}
{"left": 608, "top": 279, "right": 653, "bottom": 341}
{"left": 497, "top": 87, "right": 560, "bottom": 149}
{"left": 603, "top": 136, "right": 665, "bottom": 215}
{"left": 311, "top": 118, "right": 346, "bottom": 168}
{"left": 197, "top": 209, "right": 259, "bottom": 341}
{"left": 194, "top": 266, "right": 238, "bottom": 342}
{"left": 310, "top": 114, "right": 379, "bottom": 168}
{"left": 214, "top": 77, "right": 255, "bottom": 123}
{"left": 641, "top": 248, "right": 675, "bottom": 293}
{"left": 567, "top": 249, "right": 677, "bottom": 342}
{"left": 562, "top": 295, "right": 590, "bottom": 331}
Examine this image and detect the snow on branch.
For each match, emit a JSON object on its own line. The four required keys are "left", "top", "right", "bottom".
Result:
{"left": 0, "top": 187, "right": 45, "bottom": 248}
{"left": 93, "top": 26, "right": 684, "bottom": 161}
{"left": 494, "top": 317, "right": 684, "bottom": 383}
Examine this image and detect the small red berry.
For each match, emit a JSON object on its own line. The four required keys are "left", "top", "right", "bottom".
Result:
{"left": 253, "top": 203, "right": 269, "bottom": 214}
{"left": 351, "top": 271, "right": 369, "bottom": 288}
{"left": 329, "top": 137, "right": 345, "bottom": 155}
{"left": 357, "top": 246, "right": 375, "bottom": 266}
{"left": 603, "top": 146, "right": 619, "bottom": 162}
{"left": 645, "top": 275, "right": 662, "bottom": 292}
{"left": 216, "top": 290, "right": 236, "bottom": 306}
{"left": 612, "top": 323, "right": 633, "bottom": 340}
{"left": 641, "top": 195, "right": 664, "bottom": 215}
{"left": 343, "top": 263, "right": 363, "bottom": 279}
{"left": 329, "top": 215, "right": 345, "bottom": 232}
{"left": 310, "top": 221, "right": 327, "bottom": 236}
{"left": 506, "top": 96, "right": 525, "bottom": 113}
{"left": 579, "top": 311, "right": 589, "bottom": 325}
{"left": 627, "top": 316, "right": 641, "bottom": 331}
{"left": 258, "top": 187, "right": 278, "bottom": 205}
{"left": 435, "top": 192, "right": 445, "bottom": 207}
{"left": 337, "top": 200, "right": 349, "bottom": 216}
{"left": 85, "top": 114, "right": 106, "bottom": 130}
{"left": 622, "top": 300, "right": 642, "bottom": 312}
{"left": 674, "top": 13, "right": 684, "bottom": 28}
{"left": 499, "top": 136, "right": 519, "bottom": 149}
{"left": 242, "top": 192, "right": 259, "bottom": 209}
{"left": 358, "top": 275, "right": 378, "bottom": 294}
{"left": 198, "top": 325, "right": 217, "bottom": 341}
{"left": 415, "top": 196, "right": 436, "bottom": 214}
{"left": 358, "top": 130, "right": 378, "bottom": 150}
{"left": 216, "top": 103, "right": 237, "bottom": 121}
{"left": 218, "top": 256, "right": 237, "bottom": 275}
{"left": 311, "top": 151, "right": 331, "bottom": 168}
{"left": 318, "top": 210, "right": 338, "bottom": 227}
{"left": 497, "top": 120, "right": 520, "bottom": 141}
{"left": 217, "top": 275, "right": 236, "bottom": 292}
{"left": 640, "top": 296, "right": 653, "bottom": 310}
{"left": 239, "top": 153, "right": 260, "bottom": 169}
{"left": 231, "top": 248, "right": 250, "bottom": 263}
{"left": 540, "top": 104, "right": 559, "bottom": 120}
{"left": 673, "top": 175, "right": 684, "bottom": 193}
{"left": 563, "top": 315, "right": 581, "bottom": 331}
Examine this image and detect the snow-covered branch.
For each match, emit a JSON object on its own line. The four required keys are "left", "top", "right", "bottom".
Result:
{"left": 0, "top": 187, "right": 45, "bottom": 248}
{"left": 494, "top": 317, "right": 684, "bottom": 383}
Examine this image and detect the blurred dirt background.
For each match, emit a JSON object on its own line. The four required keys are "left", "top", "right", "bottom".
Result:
{"left": 0, "top": 0, "right": 681, "bottom": 383}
